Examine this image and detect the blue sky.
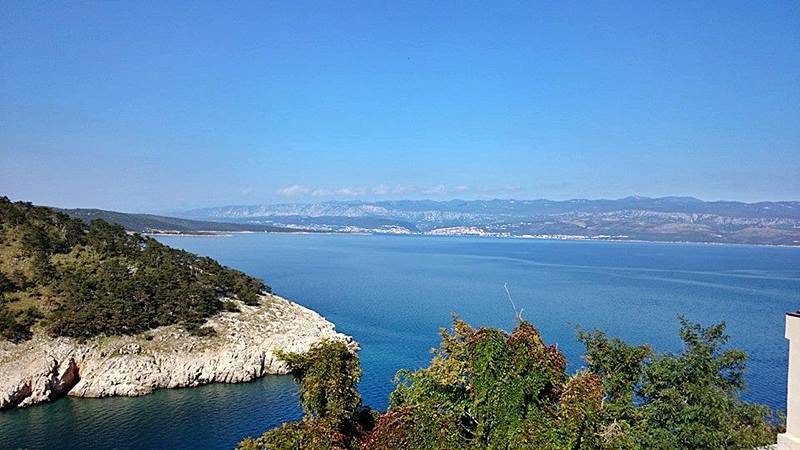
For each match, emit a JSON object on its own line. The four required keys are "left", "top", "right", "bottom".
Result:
{"left": 1, "top": 1, "right": 798, "bottom": 212}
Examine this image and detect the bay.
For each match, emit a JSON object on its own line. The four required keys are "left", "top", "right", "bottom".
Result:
{"left": 2, "top": 234, "right": 798, "bottom": 449}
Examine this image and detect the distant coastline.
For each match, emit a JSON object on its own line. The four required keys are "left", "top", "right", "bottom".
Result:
{"left": 148, "top": 228, "right": 800, "bottom": 248}
{"left": 178, "top": 197, "right": 800, "bottom": 247}
{"left": 142, "top": 229, "right": 324, "bottom": 237}
{"left": 53, "top": 196, "right": 800, "bottom": 247}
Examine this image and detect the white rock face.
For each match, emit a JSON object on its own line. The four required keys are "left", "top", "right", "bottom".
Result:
{"left": 0, "top": 294, "right": 353, "bottom": 409}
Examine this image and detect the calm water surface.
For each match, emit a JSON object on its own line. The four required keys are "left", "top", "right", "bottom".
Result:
{"left": 2, "top": 234, "right": 798, "bottom": 449}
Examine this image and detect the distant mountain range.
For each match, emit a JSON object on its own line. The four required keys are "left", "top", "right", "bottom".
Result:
{"left": 181, "top": 197, "right": 800, "bottom": 246}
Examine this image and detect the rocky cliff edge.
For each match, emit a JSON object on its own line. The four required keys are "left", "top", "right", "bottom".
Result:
{"left": 0, "top": 294, "right": 353, "bottom": 409}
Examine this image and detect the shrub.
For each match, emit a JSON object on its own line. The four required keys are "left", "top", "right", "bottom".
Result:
{"left": 238, "top": 287, "right": 261, "bottom": 306}
{"left": 0, "top": 304, "right": 41, "bottom": 343}
{"left": 241, "top": 316, "right": 778, "bottom": 450}
{"left": 223, "top": 300, "right": 241, "bottom": 312}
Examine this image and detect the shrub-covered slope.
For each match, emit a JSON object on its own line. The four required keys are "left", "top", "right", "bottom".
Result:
{"left": 62, "top": 208, "right": 301, "bottom": 234}
{"left": 0, "top": 196, "right": 267, "bottom": 342}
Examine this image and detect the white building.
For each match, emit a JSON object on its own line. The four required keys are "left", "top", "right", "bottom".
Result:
{"left": 779, "top": 312, "right": 800, "bottom": 449}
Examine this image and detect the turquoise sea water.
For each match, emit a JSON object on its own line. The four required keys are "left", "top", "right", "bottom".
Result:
{"left": 1, "top": 234, "right": 798, "bottom": 449}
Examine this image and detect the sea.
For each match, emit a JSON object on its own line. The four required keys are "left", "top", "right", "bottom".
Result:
{"left": 2, "top": 234, "right": 798, "bottom": 449}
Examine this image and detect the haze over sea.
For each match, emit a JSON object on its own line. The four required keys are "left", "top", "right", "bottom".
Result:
{"left": 2, "top": 234, "right": 798, "bottom": 450}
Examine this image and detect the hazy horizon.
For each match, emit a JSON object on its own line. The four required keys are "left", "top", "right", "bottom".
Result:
{"left": 2, "top": 2, "right": 799, "bottom": 212}
{"left": 5, "top": 193, "right": 798, "bottom": 217}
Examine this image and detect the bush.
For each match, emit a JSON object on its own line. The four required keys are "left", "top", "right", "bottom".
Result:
{"left": 238, "top": 287, "right": 261, "bottom": 306}
{"left": 187, "top": 325, "right": 216, "bottom": 337}
{"left": 223, "top": 300, "right": 241, "bottom": 312}
{"left": 0, "top": 304, "right": 41, "bottom": 343}
{"left": 580, "top": 317, "right": 777, "bottom": 449}
{"left": 239, "top": 340, "right": 369, "bottom": 450}
{"left": 0, "top": 272, "right": 15, "bottom": 293}
{"left": 241, "top": 316, "right": 779, "bottom": 450}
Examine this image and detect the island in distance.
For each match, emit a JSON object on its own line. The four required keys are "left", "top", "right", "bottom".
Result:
{"left": 177, "top": 196, "right": 800, "bottom": 246}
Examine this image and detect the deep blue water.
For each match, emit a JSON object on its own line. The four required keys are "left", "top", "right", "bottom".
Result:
{"left": 1, "top": 234, "right": 798, "bottom": 449}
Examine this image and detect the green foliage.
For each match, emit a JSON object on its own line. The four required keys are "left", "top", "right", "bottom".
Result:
{"left": 238, "top": 287, "right": 261, "bottom": 306}
{"left": 359, "top": 404, "right": 469, "bottom": 450}
{"left": 578, "top": 328, "right": 651, "bottom": 425}
{"left": 223, "top": 300, "right": 241, "bottom": 312}
{"left": 0, "top": 303, "right": 41, "bottom": 343}
{"left": 239, "top": 340, "right": 368, "bottom": 450}
{"left": 278, "top": 340, "right": 362, "bottom": 431}
{"left": 0, "top": 196, "right": 269, "bottom": 341}
{"left": 385, "top": 319, "right": 601, "bottom": 449}
{"left": 0, "top": 272, "right": 14, "bottom": 293}
{"left": 242, "top": 316, "right": 778, "bottom": 450}
{"left": 389, "top": 316, "right": 474, "bottom": 416}
{"left": 579, "top": 317, "right": 777, "bottom": 449}
{"left": 185, "top": 323, "right": 217, "bottom": 337}
{"left": 239, "top": 419, "right": 349, "bottom": 450}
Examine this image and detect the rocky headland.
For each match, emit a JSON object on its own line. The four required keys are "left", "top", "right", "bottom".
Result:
{"left": 0, "top": 294, "right": 353, "bottom": 410}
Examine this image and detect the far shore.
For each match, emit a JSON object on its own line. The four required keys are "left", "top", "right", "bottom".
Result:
{"left": 142, "top": 230, "right": 318, "bottom": 237}
{"left": 144, "top": 229, "right": 800, "bottom": 248}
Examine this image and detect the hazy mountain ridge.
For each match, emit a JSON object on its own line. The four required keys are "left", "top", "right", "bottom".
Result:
{"left": 61, "top": 208, "right": 302, "bottom": 234}
{"left": 185, "top": 197, "right": 800, "bottom": 220}
{"left": 182, "top": 197, "right": 800, "bottom": 245}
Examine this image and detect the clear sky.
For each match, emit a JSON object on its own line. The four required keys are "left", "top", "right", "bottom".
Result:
{"left": 1, "top": 1, "right": 798, "bottom": 212}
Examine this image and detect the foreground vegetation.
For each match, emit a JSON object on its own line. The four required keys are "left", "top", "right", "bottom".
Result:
{"left": 0, "top": 197, "right": 267, "bottom": 341}
{"left": 240, "top": 316, "right": 779, "bottom": 450}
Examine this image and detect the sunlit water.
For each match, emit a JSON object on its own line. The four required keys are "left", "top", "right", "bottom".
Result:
{"left": 2, "top": 234, "right": 798, "bottom": 449}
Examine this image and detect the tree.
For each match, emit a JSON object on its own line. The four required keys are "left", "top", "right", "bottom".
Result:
{"left": 382, "top": 319, "right": 603, "bottom": 449}
{"left": 238, "top": 340, "right": 370, "bottom": 450}
{"left": 580, "top": 317, "right": 777, "bottom": 449}
{"left": 0, "top": 304, "right": 40, "bottom": 343}
{"left": 0, "top": 198, "right": 269, "bottom": 342}
{"left": 241, "top": 316, "right": 778, "bottom": 450}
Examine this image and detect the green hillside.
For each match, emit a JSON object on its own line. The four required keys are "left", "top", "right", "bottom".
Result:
{"left": 62, "top": 208, "right": 300, "bottom": 234}
{"left": 0, "top": 197, "right": 267, "bottom": 342}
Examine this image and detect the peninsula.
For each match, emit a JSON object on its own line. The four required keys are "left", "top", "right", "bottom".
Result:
{"left": 0, "top": 197, "right": 351, "bottom": 409}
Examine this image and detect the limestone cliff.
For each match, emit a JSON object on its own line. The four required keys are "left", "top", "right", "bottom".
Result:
{"left": 0, "top": 294, "right": 353, "bottom": 409}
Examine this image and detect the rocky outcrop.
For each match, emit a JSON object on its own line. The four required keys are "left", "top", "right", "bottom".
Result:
{"left": 0, "top": 294, "right": 353, "bottom": 409}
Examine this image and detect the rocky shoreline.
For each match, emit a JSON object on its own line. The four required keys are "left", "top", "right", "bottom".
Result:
{"left": 0, "top": 294, "right": 353, "bottom": 410}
